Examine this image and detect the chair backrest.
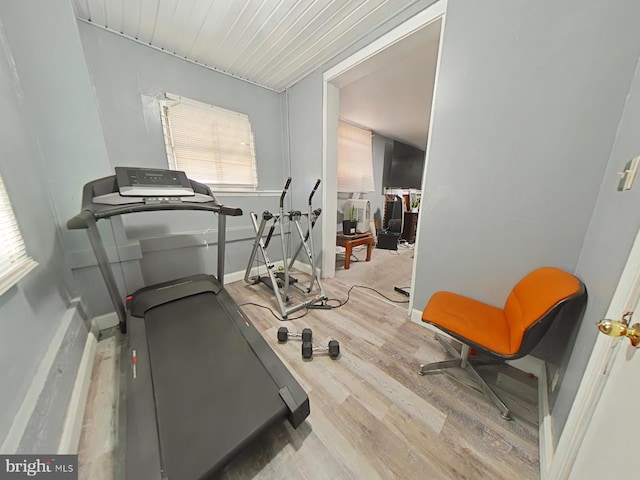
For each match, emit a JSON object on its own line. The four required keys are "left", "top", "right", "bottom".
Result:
{"left": 503, "top": 267, "right": 586, "bottom": 358}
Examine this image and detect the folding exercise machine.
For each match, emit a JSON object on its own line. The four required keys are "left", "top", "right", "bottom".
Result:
{"left": 244, "top": 177, "right": 327, "bottom": 319}
{"left": 68, "top": 167, "right": 309, "bottom": 479}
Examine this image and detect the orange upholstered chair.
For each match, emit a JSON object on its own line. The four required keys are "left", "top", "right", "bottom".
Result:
{"left": 419, "top": 267, "right": 586, "bottom": 420}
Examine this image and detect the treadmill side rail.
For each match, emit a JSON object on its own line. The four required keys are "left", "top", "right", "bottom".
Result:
{"left": 126, "top": 316, "right": 164, "bottom": 480}
{"left": 220, "top": 291, "right": 310, "bottom": 428}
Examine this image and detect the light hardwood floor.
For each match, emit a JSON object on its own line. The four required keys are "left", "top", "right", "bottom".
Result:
{"left": 78, "top": 274, "right": 539, "bottom": 479}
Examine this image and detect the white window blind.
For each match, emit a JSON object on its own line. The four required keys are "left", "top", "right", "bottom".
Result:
{"left": 337, "top": 121, "right": 374, "bottom": 192}
{"left": 161, "top": 93, "right": 258, "bottom": 189}
{"left": 0, "top": 174, "right": 37, "bottom": 296}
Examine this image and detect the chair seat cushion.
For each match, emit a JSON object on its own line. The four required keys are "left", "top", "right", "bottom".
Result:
{"left": 422, "top": 291, "right": 512, "bottom": 355}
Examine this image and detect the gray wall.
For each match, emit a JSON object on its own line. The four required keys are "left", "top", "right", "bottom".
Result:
{"left": 0, "top": 0, "right": 116, "bottom": 320}
{"left": 285, "top": 71, "right": 325, "bottom": 261}
{"left": 416, "top": 0, "right": 639, "bottom": 307}
{"left": 0, "top": 2, "right": 113, "bottom": 262}
{"left": 286, "top": 72, "right": 324, "bottom": 208}
{"left": 73, "top": 22, "right": 294, "bottom": 310}
{"left": 415, "top": 0, "right": 640, "bottom": 441}
{"left": 0, "top": 0, "right": 90, "bottom": 451}
{"left": 551, "top": 56, "right": 640, "bottom": 442}
{"left": 285, "top": 0, "right": 640, "bottom": 446}
{"left": 77, "top": 22, "right": 286, "bottom": 189}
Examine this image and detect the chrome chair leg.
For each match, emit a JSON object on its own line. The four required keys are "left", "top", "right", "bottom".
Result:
{"left": 463, "top": 359, "right": 512, "bottom": 420}
{"left": 418, "top": 334, "right": 512, "bottom": 420}
{"left": 418, "top": 359, "right": 461, "bottom": 375}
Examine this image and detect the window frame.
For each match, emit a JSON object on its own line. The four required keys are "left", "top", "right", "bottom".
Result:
{"left": 0, "top": 173, "right": 38, "bottom": 296}
{"left": 160, "top": 93, "right": 259, "bottom": 192}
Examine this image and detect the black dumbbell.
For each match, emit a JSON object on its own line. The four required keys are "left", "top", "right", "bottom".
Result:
{"left": 278, "top": 327, "right": 312, "bottom": 343}
{"left": 302, "top": 340, "right": 340, "bottom": 359}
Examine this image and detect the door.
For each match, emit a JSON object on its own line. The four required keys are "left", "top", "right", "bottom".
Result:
{"left": 568, "top": 303, "right": 640, "bottom": 479}
{"left": 555, "top": 226, "right": 640, "bottom": 479}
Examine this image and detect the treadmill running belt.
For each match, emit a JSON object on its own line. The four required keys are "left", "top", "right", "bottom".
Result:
{"left": 145, "top": 292, "right": 287, "bottom": 479}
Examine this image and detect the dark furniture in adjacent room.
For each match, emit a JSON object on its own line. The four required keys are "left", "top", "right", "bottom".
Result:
{"left": 383, "top": 195, "right": 404, "bottom": 233}
{"left": 401, "top": 212, "right": 418, "bottom": 244}
{"left": 377, "top": 231, "right": 400, "bottom": 251}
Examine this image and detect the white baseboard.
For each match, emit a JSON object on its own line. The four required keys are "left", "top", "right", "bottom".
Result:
{"left": 411, "top": 308, "right": 445, "bottom": 336}
{"left": 506, "top": 355, "right": 553, "bottom": 477}
{"left": 224, "top": 260, "right": 287, "bottom": 284}
{"left": 506, "top": 355, "right": 545, "bottom": 378}
{"left": 93, "top": 312, "right": 119, "bottom": 331}
{"left": 224, "top": 259, "right": 318, "bottom": 284}
{"left": 58, "top": 312, "right": 116, "bottom": 454}
{"left": 0, "top": 299, "right": 81, "bottom": 454}
{"left": 224, "top": 267, "right": 253, "bottom": 284}
{"left": 289, "top": 261, "right": 315, "bottom": 276}
{"left": 58, "top": 329, "right": 97, "bottom": 454}
{"left": 537, "top": 363, "right": 553, "bottom": 479}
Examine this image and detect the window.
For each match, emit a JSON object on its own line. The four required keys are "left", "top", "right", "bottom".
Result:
{"left": 161, "top": 93, "right": 258, "bottom": 189}
{"left": 0, "top": 174, "right": 37, "bottom": 296}
{"left": 337, "top": 121, "right": 374, "bottom": 192}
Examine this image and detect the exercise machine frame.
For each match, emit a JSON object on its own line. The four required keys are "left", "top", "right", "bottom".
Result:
{"left": 244, "top": 177, "right": 327, "bottom": 319}
{"left": 68, "top": 169, "right": 310, "bottom": 479}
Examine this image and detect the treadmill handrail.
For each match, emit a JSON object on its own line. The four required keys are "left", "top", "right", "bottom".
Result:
{"left": 67, "top": 175, "right": 242, "bottom": 229}
{"left": 67, "top": 171, "right": 243, "bottom": 332}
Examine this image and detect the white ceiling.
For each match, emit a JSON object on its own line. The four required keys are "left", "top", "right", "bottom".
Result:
{"left": 72, "top": 0, "right": 424, "bottom": 92}
{"left": 336, "top": 18, "right": 441, "bottom": 149}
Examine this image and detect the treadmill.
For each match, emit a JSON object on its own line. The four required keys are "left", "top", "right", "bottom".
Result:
{"left": 67, "top": 167, "right": 310, "bottom": 479}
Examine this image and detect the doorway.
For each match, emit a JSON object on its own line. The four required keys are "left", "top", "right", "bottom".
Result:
{"left": 321, "top": 1, "right": 446, "bottom": 312}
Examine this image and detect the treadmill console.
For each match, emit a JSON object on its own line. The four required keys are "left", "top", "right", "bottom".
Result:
{"left": 116, "top": 167, "right": 195, "bottom": 197}
{"left": 93, "top": 167, "right": 214, "bottom": 206}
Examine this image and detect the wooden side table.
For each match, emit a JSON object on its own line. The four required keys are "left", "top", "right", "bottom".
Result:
{"left": 336, "top": 232, "right": 373, "bottom": 269}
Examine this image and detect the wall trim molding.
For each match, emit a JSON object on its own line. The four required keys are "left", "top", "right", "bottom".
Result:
{"left": 224, "top": 259, "right": 316, "bottom": 285}
{"left": 67, "top": 225, "right": 261, "bottom": 270}
{"left": 92, "top": 312, "right": 119, "bottom": 331}
{"left": 58, "top": 323, "right": 98, "bottom": 454}
{"left": 0, "top": 299, "right": 81, "bottom": 453}
{"left": 537, "top": 362, "right": 553, "bottom": 478}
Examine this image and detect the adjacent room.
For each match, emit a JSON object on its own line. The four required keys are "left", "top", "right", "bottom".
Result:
{"left": 331, "top": 18, "right": 439, "bottom": 305}
{"left": 2, "top": 1, "right": 640, "bottom": 479}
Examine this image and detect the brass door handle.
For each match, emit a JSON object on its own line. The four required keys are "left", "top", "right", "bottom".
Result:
{"left": 597, "top": 319, "right": 640, "bottom": 347}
